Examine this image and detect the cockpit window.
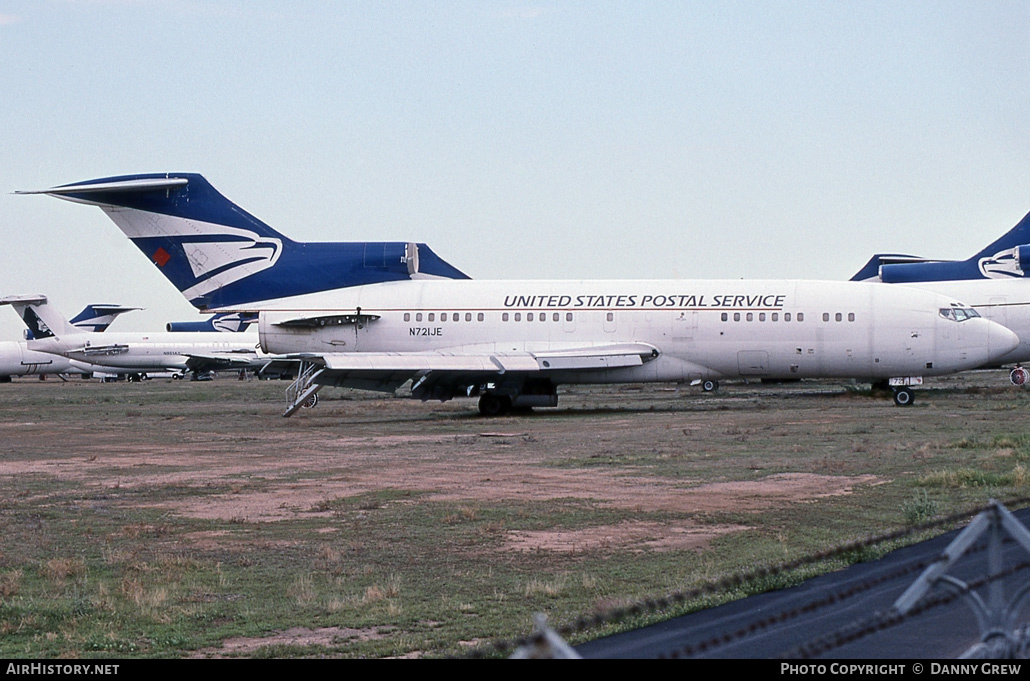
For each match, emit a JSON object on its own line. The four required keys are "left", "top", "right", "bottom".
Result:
{"left": 939, "top": 307, "right": 981, "bottom": 322}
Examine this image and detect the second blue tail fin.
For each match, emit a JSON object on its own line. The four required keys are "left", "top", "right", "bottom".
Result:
{"left": 852, "top": 210, "right": 1030, "bottom": 283}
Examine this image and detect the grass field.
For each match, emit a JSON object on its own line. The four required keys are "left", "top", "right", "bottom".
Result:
{"left": 0, "top": 372, "right": 1028, "bottom": 658}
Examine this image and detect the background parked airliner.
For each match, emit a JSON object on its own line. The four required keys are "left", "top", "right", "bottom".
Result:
{"left": 852, "top": 211, "right": 1030, "bottom": 371}
{"left": 0, "top": 303, "right": 138, "bottom": 381}
{"left": 1, "top": 295, "right": 269, "bottom": 380}
{"left": 20, "top": 174, "right": 1020, "bottom": 413}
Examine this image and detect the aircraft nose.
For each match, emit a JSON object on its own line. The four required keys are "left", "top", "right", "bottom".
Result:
{"left": 986, "top": 320, "right": 1020, "bottom": 365}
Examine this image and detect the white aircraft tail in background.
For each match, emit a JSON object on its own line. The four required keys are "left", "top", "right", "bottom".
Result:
{"left": 0, "top": 299, "right": 138, "bottom": 381}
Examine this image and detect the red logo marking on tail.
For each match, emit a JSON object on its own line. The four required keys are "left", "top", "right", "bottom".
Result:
{"left": 153, "top": 247, "right": 171, "bottom": 267}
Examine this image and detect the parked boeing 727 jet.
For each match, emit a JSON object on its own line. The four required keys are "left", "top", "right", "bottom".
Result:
{"left": 0, "top": 303, "right": 139, "bottom": 381}
{"left": 852, "top": 210, "right": 1030, "bottom": 373}
{"left": 20, "top": 174, "right": 1020, "bottom": 413}
{"left": 0, "top": 295, "right": 269, "bottom": 380}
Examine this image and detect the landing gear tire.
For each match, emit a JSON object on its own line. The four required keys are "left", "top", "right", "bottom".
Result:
{"left": 892, "top": 387, "right": 915, "bottom": 407}
{"left": 702, "top": 380, "right": 719, "bottom": 392}
{"left": 302, "top": 392, "right": 319, "bottom": 409}
{"left": 478, "top": 394, "right": 512, "bottom": 416}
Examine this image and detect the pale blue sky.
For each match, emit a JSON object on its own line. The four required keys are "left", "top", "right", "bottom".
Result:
{"left": 1, "top": 1, "right": 1028, "bottom": 340}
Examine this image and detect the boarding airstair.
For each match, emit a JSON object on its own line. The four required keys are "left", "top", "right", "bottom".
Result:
{"left": 283, "top": 361, "right": 324, "bottom": 417}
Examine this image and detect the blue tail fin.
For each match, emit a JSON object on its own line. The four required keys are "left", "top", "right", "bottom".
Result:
{"left": 67, "top": 305, "right": 141, "bottom": 334}
{"left": 852, "top": 210, "right": 1030, "bottom": 283}
{"left": 166, "top": 312, "right": 258, "bottom": 333}
{"left": 19, "top": 174, "right": 470, "bottom": 310}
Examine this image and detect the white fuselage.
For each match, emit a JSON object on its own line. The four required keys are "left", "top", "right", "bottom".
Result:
{"left": 886, "top": 278, "right": 1030, "bottom": 366}
{"left": 26, "top": 330, "right": 263, "bottom": 372}
{"left": 0, "top": 341, "right": 87, "bottom": 377}
{"left": 0, "top": 341, "right": 139, "bottom": 378}
{"left": 256, "top": 279, "right": 1017, "bottom": 384}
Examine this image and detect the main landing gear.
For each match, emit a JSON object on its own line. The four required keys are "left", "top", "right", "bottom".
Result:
{"left": 891, "top": 387, "right": 915, "bottom": 407}
{"left": 478, "top": 394, "right": 512, "bottom": 416}
{"left": 873, "top": 379, "right": 919, "bottom": 407}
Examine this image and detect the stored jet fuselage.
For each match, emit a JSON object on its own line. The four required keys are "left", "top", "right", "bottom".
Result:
{"left": 26, "top": 330, "right": 265, "bottom": 376}
{"left": 20, "top": 174, "right": 1020, "bottom": 413}
{"left": 254, "top": 278, "right": 1013, "bottom": 412}
{"left": 0, "top": 303, "right": 139, "bottom": 381}
{"left": 1, "top": 296, "right": 267, "bottom": 378}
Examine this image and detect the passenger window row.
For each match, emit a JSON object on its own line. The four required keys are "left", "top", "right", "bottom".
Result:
{"left": 821, "top": 312, "right": 856, "bottom": 322}
{"left": 721, "top": 312, "right": 807, "bottom": 322}
{"left": 404, "top": 312, "right": 486, "bottom": 322}
{"left": 719, "top": 312, "right": 856, "bottom": 323}
{"left": 501, "top": 312, "right": 574, "bottom": 322}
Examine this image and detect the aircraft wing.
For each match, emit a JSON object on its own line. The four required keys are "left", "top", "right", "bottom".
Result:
{"left": 306, "top": 343, "right": 660, "bottom": 397}
{"left": 184, "top": 353, "right": 264, "bottom": 372}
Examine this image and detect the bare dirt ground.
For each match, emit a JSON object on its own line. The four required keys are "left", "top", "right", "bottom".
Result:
{"left": 1, "top": 371, "right": 1026, "bottom": 656}
{"left": 1, "top": 380, "right": 889, "bottom": 549}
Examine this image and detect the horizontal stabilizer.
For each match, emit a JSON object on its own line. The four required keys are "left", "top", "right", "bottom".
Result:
{"left": 0, "top": 295, "right": 47, "bottom": 306}
{"left": 16, "top": 177, "right": 189, "bottom": 196}
{"left": 75, "top": 305, "right": 142, "bottom": 316}
{"left": 0, "top": 294, "right": 79, "bottom": 338}
{"left": 67, "top": 305, "right": 141, "bottom": 335}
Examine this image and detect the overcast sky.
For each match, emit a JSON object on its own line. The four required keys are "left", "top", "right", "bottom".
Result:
{"left": 1, "top": 1, "right": 1028, "bottom": 340}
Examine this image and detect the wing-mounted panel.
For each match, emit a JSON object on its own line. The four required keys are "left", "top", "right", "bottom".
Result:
{"left": 273, "top": 313, "right": 381, "bottom": 329}
{"left": 79, "top": 344, "right": 130, "bottom": 357}
{"left": 530, "top": 343, "right": 659, "bottom": 370}
{"left": 184, "top": 353, "right": 262, "bottom": 372}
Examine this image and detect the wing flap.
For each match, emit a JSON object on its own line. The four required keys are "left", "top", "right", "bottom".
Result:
{"left": 291, "top": 342, "right": 659, "bottom": 398}
{"left": 322, "top": 353, "right": 510, "bottom": 372}
{"left": 317, "top": 342, "right": 658, "bottom": 374}
{"left": 184, "top": 353, "right": 262, "bottom": 372}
